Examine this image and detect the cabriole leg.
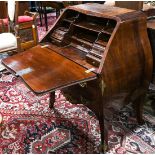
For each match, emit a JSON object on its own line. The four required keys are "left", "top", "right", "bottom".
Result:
{"left": 49, "top": 92, "right": 55, "bottom": 109}
{"left": 133, "top": 94, "right": 145, "bottom": 124}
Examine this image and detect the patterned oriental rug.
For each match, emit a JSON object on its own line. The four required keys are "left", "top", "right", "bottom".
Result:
{"left": 0, "top": 73, "right": 100, "bottom": 154}
{"left": 1, "top": 13, "right": 155, "bottom": 154}
{"left": 0, "top": 72, "right": 155, "bottom": 154}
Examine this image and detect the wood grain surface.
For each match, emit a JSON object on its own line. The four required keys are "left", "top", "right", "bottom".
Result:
{"left": 2, "top": 45, "right": 96, "bottom": 94}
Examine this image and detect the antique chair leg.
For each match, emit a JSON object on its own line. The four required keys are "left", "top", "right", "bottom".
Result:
{"left": 38, "top": 3, "right": 43, "bottom": 26}
{"left": 43, "top": 6, "right": 48, "bottom": 31}
{"left": 49, "top": 92, "right": 55, "bottom": 109}
{"left": 56, "top": 9, "right": 60, "bottom": 18}
{"left": 16, "top": 36, "right": 21, "bottom": 53}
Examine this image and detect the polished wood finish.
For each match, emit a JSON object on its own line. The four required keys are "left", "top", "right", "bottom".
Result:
{"left": 115, "top": 1, "right": 143, "bottom": 10}
{"left": 0, "top": 1, "right": 7, "bottom": 32}
{"left": 2, "top": 3, "right": 153, "bottom": 153}
{"left": 0, "top": 2, "right": 38, "bottom": 50}
{"left": 16, "top": 19, "right": 38, "bottom": 51}
{"left": 2, "top": 45, "right": 96, "bottom": 94}
{"left": 17, "top": 1, "right": 30, "bottom": 16}
{"left": 0, "top": 1, "right": 7, "bottom": 18}
{"left": 15, "top": 2, "right": 39, "bottom": 51}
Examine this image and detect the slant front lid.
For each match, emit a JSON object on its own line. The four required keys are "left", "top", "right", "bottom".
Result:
{"left": 68, "top": 3, "right": 134, "bottom": 18}
{"left": 2, "top": 45, "right": 97, "bottom": 94}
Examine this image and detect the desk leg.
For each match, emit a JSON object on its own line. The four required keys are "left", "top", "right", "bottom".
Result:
{"left": 49, "top": 92, "right": 55, "bottom": 109}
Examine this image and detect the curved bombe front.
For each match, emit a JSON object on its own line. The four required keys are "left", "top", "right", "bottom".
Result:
{"left": 41, "top": 4, "right": 153, "bottom": 152}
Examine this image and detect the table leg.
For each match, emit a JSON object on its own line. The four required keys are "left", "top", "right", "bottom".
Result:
{"left": 39, "top": 8, "right": 42, "bottom": 26}
{"left": 56, "top": 9, "right": 60, "bottom": 18}
{"left": 43, "top": 6, "right": 48, "bottom": 31}
{"left": 49, "top": 92, "right": 55, "bottom": 109}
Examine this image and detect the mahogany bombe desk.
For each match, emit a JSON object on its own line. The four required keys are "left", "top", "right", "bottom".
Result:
{"left": 1, "top": 3, "right": 153, "bottom": 152}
